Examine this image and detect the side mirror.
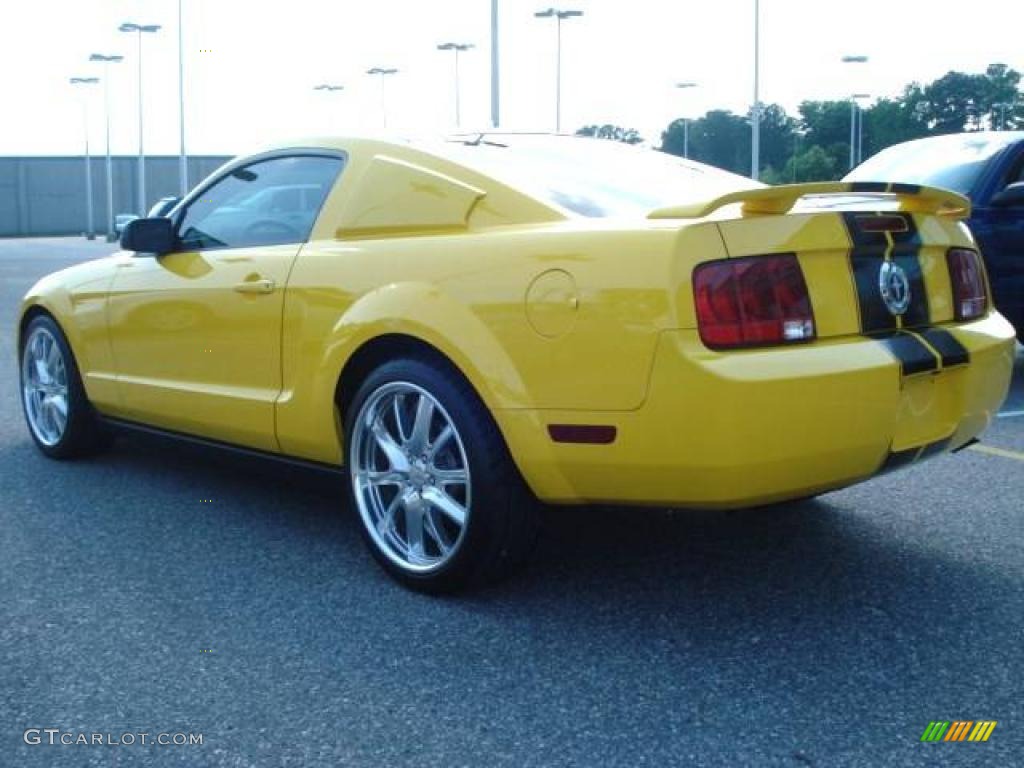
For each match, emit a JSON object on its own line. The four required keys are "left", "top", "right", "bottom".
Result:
{"left": 991, "top": 181, "right": 1024, "bottom": 207}
{"left": 120, "top": 217, "right": 177, "bottom": 255}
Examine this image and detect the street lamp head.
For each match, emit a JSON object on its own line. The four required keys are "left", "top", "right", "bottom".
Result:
{"left": 70, "top": 77, "right": 100, "bottom": 85}
{"left": 119, "top": 22, "right": 161, "bottom": 33}
{"left": 536, "top": 8, "right": 583, "bottom": 18}
{"left": 852, "top": 93, "right": 871, "bottom": 100}
{"left": 89, "top": 53, "right": 124, "bottom": 63}
{"left": 676, "top": 81, "right": 698, "bottom": 89}
{"left": 438, "top": 42, "right": 474, "bottom": 52}
{"left": 314, "top": 84, "right": 344, "bottom": 91}
{"left": 367, "top": 67, "right": 398, "bottom": 76}
{"left": 841, "top": 55, "right": 869, "bottom": 63}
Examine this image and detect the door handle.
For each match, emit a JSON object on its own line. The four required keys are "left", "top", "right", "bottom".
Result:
{"left": 233, "top": 278, "right": 275, "bottom": 295}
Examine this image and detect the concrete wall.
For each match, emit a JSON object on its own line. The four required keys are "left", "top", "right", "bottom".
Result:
{"left": 0, "top": 155, "right": 234, "bottom": 237}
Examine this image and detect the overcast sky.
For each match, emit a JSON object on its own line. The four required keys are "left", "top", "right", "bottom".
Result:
{"left": 1, "top": 0, "right": 1021, "bottom": 157}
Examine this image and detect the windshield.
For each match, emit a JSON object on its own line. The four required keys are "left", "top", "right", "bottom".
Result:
{"left": 845, "top": 133, "right": 1021, "bottom": 195}
{"left": 439, "top": 135, "right": 761, "bottom": 217}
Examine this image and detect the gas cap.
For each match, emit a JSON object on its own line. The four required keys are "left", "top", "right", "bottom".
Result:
{"left": 525, "top": 269, "right": 578, "bottom": 338}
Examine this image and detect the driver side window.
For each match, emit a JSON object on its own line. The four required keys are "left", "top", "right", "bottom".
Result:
{"left": 177, "top": 154, "right": 343, "bottom": 251}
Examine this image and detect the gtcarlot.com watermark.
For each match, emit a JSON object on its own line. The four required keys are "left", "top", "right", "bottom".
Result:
{"left": 24, "top": 729, "right": 203, "bottom": 747}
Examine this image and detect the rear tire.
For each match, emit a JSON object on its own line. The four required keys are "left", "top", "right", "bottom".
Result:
{"left": 19, "top": 314, "right": 112, "bottom": 459}
{"left": 344, "top": 356, "right": 539, "bottom": 593}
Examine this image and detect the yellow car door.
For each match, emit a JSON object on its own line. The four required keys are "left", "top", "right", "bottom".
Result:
{"left": 106, "top": 152, "right": 345, "bottom": 451}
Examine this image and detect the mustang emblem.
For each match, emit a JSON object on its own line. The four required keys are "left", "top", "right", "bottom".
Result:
{"left": 879, "top": 261, "right": 911, "bottom": 316}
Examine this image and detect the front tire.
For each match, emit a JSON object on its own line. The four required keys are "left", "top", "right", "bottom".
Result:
{"left": 345, "top": 357, "right": 539, "bottom": 592}
{"left": 19, "top": 314, "right": 111, "bottom": 459}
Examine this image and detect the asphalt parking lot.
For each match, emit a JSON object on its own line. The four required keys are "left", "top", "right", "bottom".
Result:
{"left": 2, "top": 237, "right": 1022, "bottom": 767}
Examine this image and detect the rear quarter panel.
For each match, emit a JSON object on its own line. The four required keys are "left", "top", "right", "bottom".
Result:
{"left": 275, "top": 221, "right": 716, "bottom": 464}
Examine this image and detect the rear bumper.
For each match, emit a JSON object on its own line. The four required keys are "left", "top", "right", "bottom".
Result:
{"left": 498, "top": 312, "right": 1016, "bottom": 508}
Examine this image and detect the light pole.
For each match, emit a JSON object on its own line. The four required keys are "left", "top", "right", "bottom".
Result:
{"left": 367, "top": 68, "right": 398, "bottom": 129}
{"left": 70, "top": 77, "right": 99, "bottom": 240}
{"left": 853, "top": 93, "right": 870, "bottom": 164}
{"left": 437, "top": 42, "right": 474, "bottom": 128}
{"left": 491, "top": 0, "right": 500, "bottom": 127}
{"left": 534, "top": 8, "right": 583, "bottom": 133}
{"left": 177, "top": 0, "right": 188, "bottom": 197}
{"left": 791, "top": 130, "right": 801, "bottom": 183}
{"left": 841, "top": 55, "right": 869, "bottom": 171}
{"left": 675, "top": 81, "right": 697, "bottom": 158}
{"left": 751, "top": 0, "right": 760, "bottom": 180}
{"left": 119, "top": 22, "right": 161, "bottom": 216}
{"left": 89, "top": 53, "right": 124, "bottom": 241}
{"left": 993, "top": 101, "right": 1015, "bottom": 130}
{"left": 313, "top": 84, "right": 345, "bottom": 129}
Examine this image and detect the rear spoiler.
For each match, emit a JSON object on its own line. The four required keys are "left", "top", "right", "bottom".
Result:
{"left": 647, "top": 182, "right": 971, "bottom": 221}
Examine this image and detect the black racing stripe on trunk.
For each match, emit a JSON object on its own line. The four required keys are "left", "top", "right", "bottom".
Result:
{"left": 889, "top": 182, "right": 923, "bottom": 195}
{"left": 842, "top": 212, "right": 897, "bottom": 333}
{"left": 850, "top": 182, "right": 889, "bottom": 193}
{"left": 889, "top": 213, "right": 930, "bottom": 327}
{"left": 878, "top": 446, "right": 920, "bottom": 474}
{"left": 918, "top": 327, "right": 970, "bottom": 367}
{"left": 872, "top": 331, "right": 939, "bottom": 376}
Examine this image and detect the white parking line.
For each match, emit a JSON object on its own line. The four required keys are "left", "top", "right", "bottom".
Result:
{"left": 969, "top": 444, "right": 1024, "bottom": 462}
{"left": 997, "top": 410, "right": 1024, "bottom": 419}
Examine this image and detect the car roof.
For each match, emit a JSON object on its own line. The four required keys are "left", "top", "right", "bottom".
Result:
{"left": 883, "top": 131, "right": 1024, "bottom": 152}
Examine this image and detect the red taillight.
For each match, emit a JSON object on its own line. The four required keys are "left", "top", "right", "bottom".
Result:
{"left": 693, "top": 254, "right": 815, "bottom": 349}
{"left": 947, "top": 248, "right": 987, "bottom": 321}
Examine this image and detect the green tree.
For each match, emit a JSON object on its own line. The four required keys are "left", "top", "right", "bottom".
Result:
{"left": 575, "top": 124, "right": 643, "bottom": 144}
{"left": 661, "top": 110, "right": 750, "bottom": 175}
{"left": 797, "top": 100, "right": 852, "bottom": 172}
{"left": 982, "top": 63, "right": 1022, "bottom": 129}
{"left": 757, "top": 104, "right": 798, "bottom": 175}
{"left": 919, "top": 70, "right": 990, "bottom": 133}
{"left": 787, "top": 145, "right": 840, "bottom": 183}
{"left": 862, "top": 96, "right": 929, "bottom": 157}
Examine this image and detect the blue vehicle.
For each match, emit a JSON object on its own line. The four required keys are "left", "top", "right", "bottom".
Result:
{"left": 847, "top": 131, "right": 1024, "bottom": 339}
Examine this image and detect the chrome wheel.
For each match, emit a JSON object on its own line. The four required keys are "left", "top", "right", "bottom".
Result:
{"left": 21, "top": 327, "right": 69, "bottom": 447}
{"left": 350, "top": 381, "right": 472, "bottom": 573}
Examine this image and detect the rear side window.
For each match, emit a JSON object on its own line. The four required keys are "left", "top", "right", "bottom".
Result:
{"left": 178, "top": 155, "right": 343, "bottom": 250}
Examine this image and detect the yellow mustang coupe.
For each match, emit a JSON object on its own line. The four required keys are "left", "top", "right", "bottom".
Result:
{"left": 18, "top": 134, "right": 1016, "bottom": 591}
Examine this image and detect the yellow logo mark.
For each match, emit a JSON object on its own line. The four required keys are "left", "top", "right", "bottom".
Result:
{"left": 921, "top": 720, "right": 997, "bottom": 742}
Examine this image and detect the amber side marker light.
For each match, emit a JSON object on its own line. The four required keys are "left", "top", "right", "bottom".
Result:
{"left": 548, "top": 424, "right": 617, "bottom": 444}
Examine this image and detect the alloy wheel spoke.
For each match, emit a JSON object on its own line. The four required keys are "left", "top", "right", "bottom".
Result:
{"left": 49, "top": 397, "right": 67, "bottom": 433}
{"left": 392, "top": 394, "right": 408, "bottom": 443}
{"left": 41, "top": 399, "right": 57, "bottom": 438}
{"left": 404, "top": 499, "right": 426, "bottom": 560}
{"left": 363, "top": 469, "right": 406, "bottom": 486}
{"left": 421, "top": 486, "right": 467, "bottom": 527}
{"left": 376, "top": 493, "right": 404, "bottom": 537}
{"left": 371, "top": 418, "right": 409, "bottom": 472}
{"left": 427, "top": 425, "right": 453, "bottom": 460}
{"left": 408, "top": 394, "right": 434, "bottom": 455}
{"left": 422, "top": 509, "right": 454, "bottom": 555}
{"left": 45, "top": 336, "right": 59, "bottom": 374}
{"left": 431, "top": 467, "right": 469, "bottom": 485}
